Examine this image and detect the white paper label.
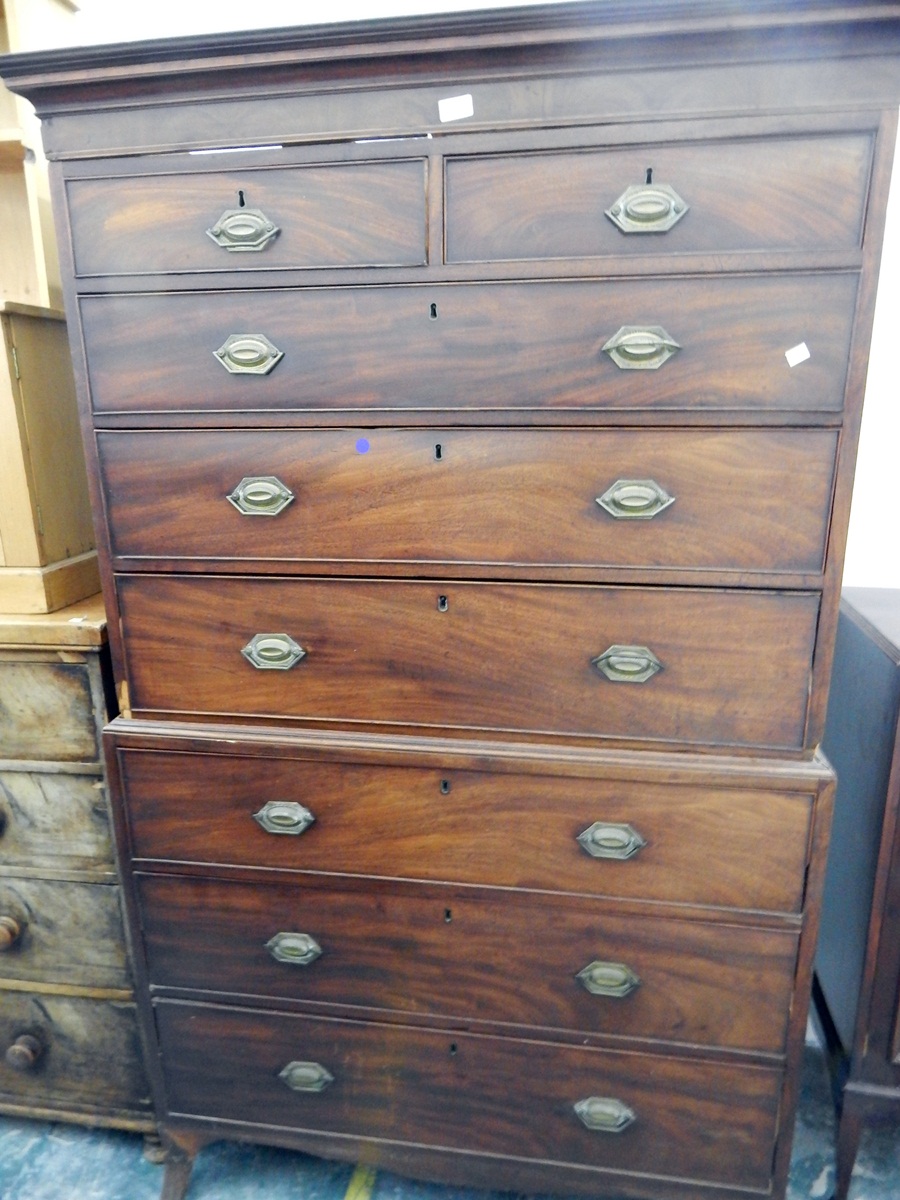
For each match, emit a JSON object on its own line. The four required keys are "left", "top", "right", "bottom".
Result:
{"left": 438, "top": 94, "right": 474, "bottom": 123}
{"left": 785, "top": 342, "right": 811, "bottom": 368}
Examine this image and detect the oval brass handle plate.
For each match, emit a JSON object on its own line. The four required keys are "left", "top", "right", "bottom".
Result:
{"left": 577, "top": 960, "right": 641, "bottom": 998}
{"left": 266, "top": 931, "right": 322, "bottom": 966}
{"left": 242, "top": 633, "right": 306, "bottom": 670}
{"left": 214, "top": 333, "right": 284, "bottom": 375}
{"left": 606, "top": 182, "right": 688, "bottom": 233}
{"left": 592, "top": 645, "right": 662, "bottom": 683}
{"left": 574, "top": 1096, "right": 637, "bottom": 1133}
{"left": 279, "top": 1060, "right": 334, "bottom": 1093}
{"left": 253, "top": 801, "right": 316, "bottom": 836}
{"left": 596, "top": 479, "right": 674, "bottom": 520}
{"left": 577, "top": 821, "right": 647, "bottom": 860}
{"left": 207, "top": 206, "right": 280, "bottom": 252}
{"left": 602, "top": 326, "right": 680, "bottom": 371}
{"left": 227, "top": 476, "right": 295, "bottom": 517}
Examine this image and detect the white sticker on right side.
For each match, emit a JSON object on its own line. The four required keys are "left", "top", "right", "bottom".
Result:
{"left": 785, "top": 342, "right": 811, "bottom": 367}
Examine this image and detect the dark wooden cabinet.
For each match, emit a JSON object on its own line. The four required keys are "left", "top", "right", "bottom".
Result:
{"left": 816, "top": 588, "right": 900, "bottom": 1199}
{"left": 2, "top": 5, "right": 899, "bottom": 1200}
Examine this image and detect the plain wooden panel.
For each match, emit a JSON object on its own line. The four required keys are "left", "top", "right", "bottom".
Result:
{"left": 0, "top": 877, "right": 129, "bottom": 988}
{"left": 79, "top": 274, "right": 858, "bottom": 415}
{"left": 66, "top": 158, "right": 428, "bottom": 276}
{"left": 0, "top": 658, "right": 98, "bottom": 761}
{"left": 0, "top": 770, "right": 112, "bottom": 874}
{"left": 97, "top": 427, "right": 838, "bottom": 579}
{"left": 118, "top": 747, "right": 813, "bottom": 914}
{"left": 157, "top": 1001, "right": 782, "bottom": 1191}
{"left": 445, "top": 133, "right": 873, "bottom": 262}
{"left": 0, "top": 992, "right": 150, "bottom": 1116}
{"left": 137, "top": 873, "right": 799, "bottom": 1053}
{"left": 116, "top": 575, "right": 819, "bottom": 752}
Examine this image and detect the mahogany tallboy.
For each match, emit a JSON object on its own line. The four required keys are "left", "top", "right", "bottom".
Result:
{"left": 2, "top": 4, "right": 899, "bottom": 1198}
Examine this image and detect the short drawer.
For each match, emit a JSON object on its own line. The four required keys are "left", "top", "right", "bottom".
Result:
{"left": 137, "top": 873, "right": 799, "bottom": 1054}
{"left": 98, "top": 427, "right": 837, "bottom": 581}
{"left": 157, "top": 1001, "right": 782, "bottom": 1192}
{"left": 0, "top": 992, "right": 150, "bottom": 1118}
{"left": 445, "top": 131, "right": 872, "bottom": 262}
{"left": 0, "top": 658, "right": 99, "bottom": 763}
{"left": 117, "top": 575, "right": 819, "bottom": 752}
{"left": 80, "top": 273, "right": 858, "bottom": 415}
{"left": 66, "top": 157, "right": 427, "bottom": 278}
{"left": 0, "top": 878, "right": 129, "bottom": 989}
{"left": 0, "top": 770, "right": 113, "bottom": 874}
{"left": 116, "top": 746, "right": 814, "bottom": 915}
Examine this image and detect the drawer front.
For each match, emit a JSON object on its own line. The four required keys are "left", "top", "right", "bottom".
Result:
{"left": 0, "top": 992, "right": 150, "bottom": 1117}
{"left": 157, "top": 1001, "right": 782, "bottom": 1191}
{"left": 66, "top": 158, "right": 427, "bottom": 277}
{"left": 137, "top": 873, "right": 798, "bottom": 1053}
{"left": 0, "top": 660, "right": 98, "bottom": 763}
{"left": 98, "top": 427, "right": 837, "bottom": 579}
{"left": 445, "top": 132, "right": 872, "bottom": 263}
{"left": 117, "top": 575, "right": 819, "bottom": 751}
{"left": 117, "top": 747, "right": 813, "bottom": 915}
{"left": 0, "top": 879, "right": 129, "bottom": 989}
{"left": 80, "top": 274, "right": 857, "bottom": 415}
{"left": 0, "top": 771, "right": 113, "bottom": 873}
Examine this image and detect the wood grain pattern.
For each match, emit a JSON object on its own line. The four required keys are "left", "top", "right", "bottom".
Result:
{"left": 79, "top": 274, "right": 858, "bottom": 415}
{"left": 445, "top": 133, "right": 872, "bottom": 262}
{"left": 0, "top": 658, "right": 97, "bottom": 761}
{"left": 117, "top": 574, "right": 819, "bottom": 751}
{"left": 97, "top": 427, "right": 837, "bottom": 579}
{"left": 0, "top": 991, "right": 150, "bottom": 1116}
{"left": 137, "top": 872, "right": 798, "bottom": 1053}
{"left": 0, "top": 770, "right": 112, "bottom": 876}
{"left": 156, "top": 1000, "right": 782, "bottom": 1191}
{"left": 0, "top": 878, "right": 129, "bottom": 988}
{"left": 118, "top": 745, "right": 814, "bottom": 914}
{"left": 66, "top": 158, "right": 427, "bottom": 277}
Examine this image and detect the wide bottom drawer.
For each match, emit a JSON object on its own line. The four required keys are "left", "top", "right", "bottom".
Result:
{"left": 157, "top": 1000, "right": 782, "bottom": 1192}
{"left": 138, "top": 873, "right": 798, "bottom": 1053}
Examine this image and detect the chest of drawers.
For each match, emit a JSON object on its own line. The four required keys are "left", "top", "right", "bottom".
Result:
{"left": 2, "top": 4, "right": 899, "bottom": 1199}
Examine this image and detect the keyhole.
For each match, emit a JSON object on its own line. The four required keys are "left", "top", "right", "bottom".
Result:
{"left": 645, "top": 168, "right": 653, "bottom": 185}
{"left": 438, "top": 595, "right": 449, "bottom": 612}
{"left": 444, "top": 909, "right": 453, "bottom": 923}
{"left": 434, "top": 444, "right": 443, "bottom": 461}
{"left": 430, "top": 302, "right": 438, "bottom": 320}
{"left": 449, "top": 1043, "right": 458, "bottom": 1056}
{"left": 238, "top": 190, "right": 246, "bottom": 207}
{"left": 440, "top": 779, "right": 451, "bottom": 794}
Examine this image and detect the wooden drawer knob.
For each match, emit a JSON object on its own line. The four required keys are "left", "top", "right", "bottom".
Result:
{"left": 0, "top": 915, "right": 22, "bottom": 950}
{"left": 5, "top": 1033, "right": 42, "bottom": 1072}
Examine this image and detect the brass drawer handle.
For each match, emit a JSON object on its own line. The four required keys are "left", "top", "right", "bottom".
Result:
{"left": 242, "top": 633, "right": 306, "bottom": 670}
{"left": 227, "top": 476, "right": 295, "bottom": 517}
{"left": 577, "top": 821, "right": 647, "bottom": 860}
{"left": 592, "top": 645, "right": 662, "bottom": 683}
{"left": 253, "top": 801, "right": 315, "bottom": 836}
{"left": 207, "top": 206, "right": 279, "bottom": 252}
{"left": 0, "top": 915, "right": 22, "bottom": 951}
{"left": 574, "top": 1096, "right": 636, "bottom": 1133}
{"left": 266, "top": 932, "right": 322, "bottom": 966}
{"left": 606, "top": 182, "right": 688, "bottom": 233}
{"left": 596, "top": 479, "right": 674, "bottom": 520}
{"left": 577, "top": 960, "right": 641, "bottom": 998}
{"left": 214, "top": 333, "right": 284, "bottom": 375}
{"left": 5, "top": 1033, "right": 43, "bottom": 1073}
{"left": 602, "top": 326, "right": 680, "bottom": 370}
{"left": 279, "top": 1060, "right": 334, "bottom": 1093}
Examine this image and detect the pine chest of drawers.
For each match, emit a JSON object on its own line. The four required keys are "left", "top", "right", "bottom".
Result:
{"left": 3, "top": 4, "right": 899, "bottom": 1199}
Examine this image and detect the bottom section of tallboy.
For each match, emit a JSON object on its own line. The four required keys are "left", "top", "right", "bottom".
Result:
{"left": 103, "top": 719, "right": 835, "bottom": 1200}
